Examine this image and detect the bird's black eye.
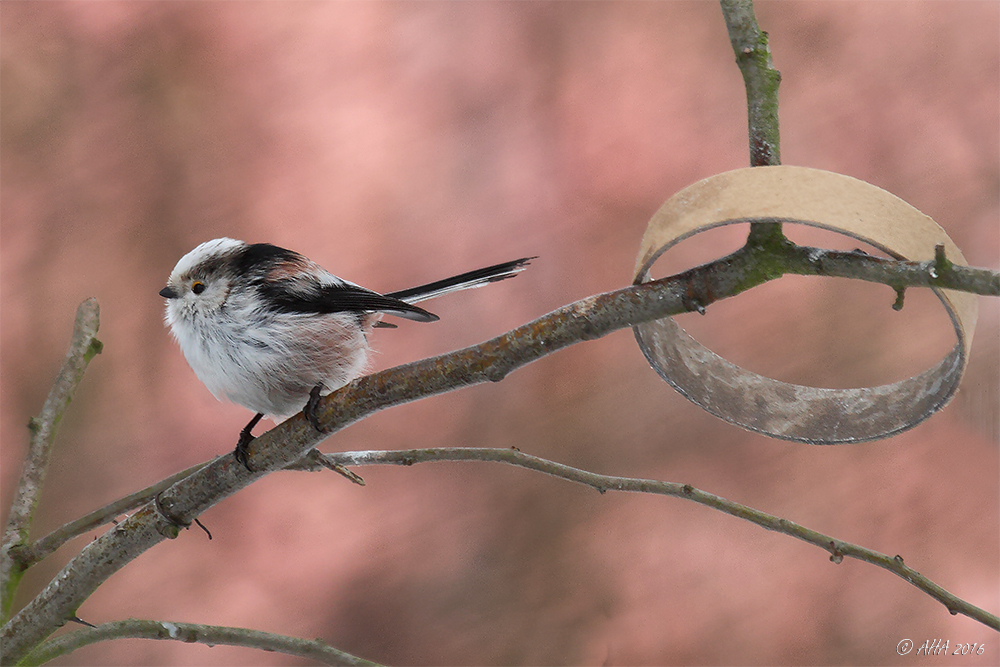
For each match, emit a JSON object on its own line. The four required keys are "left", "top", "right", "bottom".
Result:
{"left": 191, "top": 281, "right": 206, "bottom": 295}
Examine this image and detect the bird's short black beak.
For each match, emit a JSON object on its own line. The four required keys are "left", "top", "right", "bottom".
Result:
{"left": 159, "top": 286, "right": 178, "bottom": 299}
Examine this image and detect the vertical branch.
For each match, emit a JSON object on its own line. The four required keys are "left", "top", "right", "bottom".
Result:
{"left": 719, "top": 0, "right": 784, "bottom": 244}
{"left": 1, "top": 298, "right": 102, "bottom": 622}
{"left": 720, "top": 0, "right": 782, "bottom": 166}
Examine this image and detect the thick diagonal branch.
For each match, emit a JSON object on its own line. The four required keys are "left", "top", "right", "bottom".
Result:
{"left": 2, "top": 244, "right": 997, "bottom": 665}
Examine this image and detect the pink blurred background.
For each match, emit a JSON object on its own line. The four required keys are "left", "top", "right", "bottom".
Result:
{"left": 2, "top": 1, "right": 998, "bottom": 665}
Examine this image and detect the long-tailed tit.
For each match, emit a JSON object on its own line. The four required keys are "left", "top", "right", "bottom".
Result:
{"left": 160, "top": 238, "right": 532, "bottom": 470}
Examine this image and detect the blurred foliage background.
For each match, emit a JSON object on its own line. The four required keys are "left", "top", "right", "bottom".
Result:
{"left": 2, "top": 2, "right": 997, "bottom": 665}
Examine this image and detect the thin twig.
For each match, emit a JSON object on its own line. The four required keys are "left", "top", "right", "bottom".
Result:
{"left": 313, "top": 447, "right": 1000, "bottom": 632}
{"left": 0, "top": 298, "right": 101, "bottom": 623}
{"left": 15, "top": 453, "right": 360, "bottom": 570}
{"left": 19, "top": 618, "right": 382, "bottom": 667}
{"left": 785, "top": 244, "right": 1000, "bottom": 296}
{"left": 11, "top": 462, "right": 213, "bottom": 570}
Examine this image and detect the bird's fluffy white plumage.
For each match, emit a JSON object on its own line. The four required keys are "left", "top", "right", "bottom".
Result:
{"left": 164, "top": 239, "right": 373, "bottom": 417}
{"left": 162, "top": 238, "right": 531, "bottom": 421}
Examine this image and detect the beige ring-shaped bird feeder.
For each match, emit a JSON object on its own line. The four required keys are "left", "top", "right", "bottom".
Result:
{"left": 633, "top": 166, "right": 978, "bottom": 443}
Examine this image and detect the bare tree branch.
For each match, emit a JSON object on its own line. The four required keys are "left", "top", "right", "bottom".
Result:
{"left": 1, "top": 298, "right": 102, "bottom": 624}
{"left": 312, "top": 447, "right": 1000, "bottom": 632}
{"left": 19, "top": 619, "right": 382, "bottom": 667}
{"left": 15, "top": 452, "right": 364, "bottom": 570}
{"left": 720, "top": 0, "right": 781, "bottom": 167}
{"left": 785, "top": 243, "right": 1000, "bottom": 298}
{"left": 720, "top": 0, "right": 785, "bottom": 248}
{"left": 2, "top": 242, "right": 997, "bottom": 664}
{"left": 11, "top": 462, "right": 212, "bottom": 570}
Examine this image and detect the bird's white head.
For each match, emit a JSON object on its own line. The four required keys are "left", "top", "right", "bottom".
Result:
{"left": 160, "top": 238, "right": 247, "bottom": 328}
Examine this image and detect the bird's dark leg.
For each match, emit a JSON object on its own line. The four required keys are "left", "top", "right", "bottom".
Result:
{"left": 304, "top": 384, "right": 326, "bottom": 433}
{"left": 234, "top": 412, "right": 264, "bottom": 471}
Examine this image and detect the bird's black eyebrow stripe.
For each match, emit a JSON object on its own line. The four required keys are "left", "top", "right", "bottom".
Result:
{"left": 236, "top": 243, "right": 303, "bottom": 277}
{"left": 184, "top": 253, "right": 230, "bottom": 278}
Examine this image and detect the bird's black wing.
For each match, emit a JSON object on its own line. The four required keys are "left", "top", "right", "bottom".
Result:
{"left": 261, "top": 282, "right": 439, "bottom": 322}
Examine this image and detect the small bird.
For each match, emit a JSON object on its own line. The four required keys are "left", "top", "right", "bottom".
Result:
{"left": 160, "top": 238, "right": 532, "bottom": 470}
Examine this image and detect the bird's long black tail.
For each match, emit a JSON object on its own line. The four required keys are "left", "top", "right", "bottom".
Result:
{"left": 386, "top": 257, "right": 535, "bottom": 305}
